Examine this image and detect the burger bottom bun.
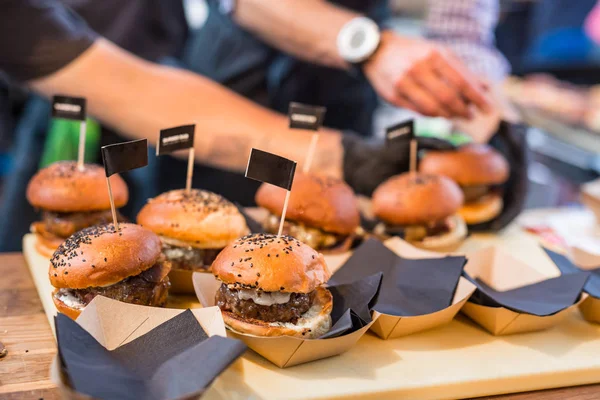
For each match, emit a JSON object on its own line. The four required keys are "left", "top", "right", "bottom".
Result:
{"left": 52, "top": 293, "right": 82, "bottom": 320}
{"left": 410, "top": 214, "right": 468, "bottom": 253}
{"left": 222, "top": 286, "right": 333, "bottom": 339}
{"left": 459, "top": 193, "right": 503, "bottom": 225}
{"left": 35, "top": 236, "right": 59, "bottom": 258}
{"left": 31, "top": 222, "right": 64, "bottom": 257}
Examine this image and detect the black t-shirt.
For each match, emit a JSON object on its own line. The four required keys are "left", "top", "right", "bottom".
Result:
{"left": 0, "top": 0, "right": 96, "bottom": 82}
{"left": 0, "top": 0, "right": 187, "bottom": 82}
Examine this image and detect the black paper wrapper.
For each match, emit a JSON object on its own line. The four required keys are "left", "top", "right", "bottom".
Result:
{"left": 330, "top": 238, "right": 466, "bottom": 317}
{"left": 464, "top": 270, "right": 590, "bottom": 316}
{"left": 545, "top": 248, "right": 600, "bottom": 299}
{"left": 321, "top": 272, "right": 382, "bottom": 339}
{"left": 56, "top": 310, "right": 246, "bottom": 400}
{"left": 235, "top": 203, "right": 266, "bottom": 234}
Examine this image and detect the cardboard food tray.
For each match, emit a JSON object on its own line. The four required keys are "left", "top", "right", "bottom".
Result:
{"left": 51, "top": 296, "right": 227, "bottom": 399}
{"left": 22, "top": 227, "right": 600, "bottom": 400}
{"left": 327, "top": 237, "right": 477, "bottom": 340}
{"left": 517, "top": 208, "right": 600, "bottom": 323}
{"left": 461, "top": 246, "right": 587, "bottom": 335}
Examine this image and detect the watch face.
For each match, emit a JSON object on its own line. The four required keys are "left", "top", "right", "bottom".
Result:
{"left": 337, "top": 17, "right": 381, "bottom": 64}
{"left": 351, "top": 30, "right": 367, "bottom": 49}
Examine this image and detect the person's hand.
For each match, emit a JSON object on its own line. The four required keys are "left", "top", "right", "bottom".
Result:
{"left": 453, "top": 82, "right": 522, "bottom": 144}
{"left": 342, "top": 131, "right": 455, "bottom": 196}
{"left": 363, "top": 31, "right": 491, "bottom": 119}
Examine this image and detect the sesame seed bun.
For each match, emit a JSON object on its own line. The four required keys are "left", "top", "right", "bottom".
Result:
{"left": 458, "top": 192, "right": 504, "bottom": 224}
{"left": 211, "top": 233, "right": 331, "bottom": 293}
{"left": 372, "top": 173, "right": 464, "bottom": 226}
{"left": 419, "top": 144, "right": 509, "bottom": 186}
{"left": 222, "top": 286, "right": 333, "bottom": 339}
{"left": 27, "top": 161, "right": 128, "bottom": 212}
{"left": 137, "top": 189, "right": 249, "bottom": 249}
{"left": 255, "top": 173, "right": 360, "bottom": 235}
{"left": 49, "top": 223, "right": 163, "bottom": 289}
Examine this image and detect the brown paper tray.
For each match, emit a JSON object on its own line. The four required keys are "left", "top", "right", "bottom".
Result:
{"left": 462, "top": 245, "right": 587, "bottom": 335}
{"left": 366, "top": 238, "right": 476, "bottom": 339}
{"left": 51, "top": 297, "right": 225, "bottom": 399}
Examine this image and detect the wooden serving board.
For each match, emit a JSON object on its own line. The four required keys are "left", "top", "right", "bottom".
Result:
{"left": 22, "top": 216, "right": 600, "bottom": 400}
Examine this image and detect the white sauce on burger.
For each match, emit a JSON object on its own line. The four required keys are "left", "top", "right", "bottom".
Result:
{"left": 234, "top": 287, "right": 291, "bottom": 306}
{"left": 56, "top": 289, "right": 85, "bottom": 309}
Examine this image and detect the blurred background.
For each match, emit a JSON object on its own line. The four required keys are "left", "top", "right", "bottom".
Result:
{"left": 0, "top": 0, "right": 599, "bottom": 247}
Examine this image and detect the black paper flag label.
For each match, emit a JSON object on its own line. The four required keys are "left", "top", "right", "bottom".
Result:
{"left": 245, "top": 148, "right": 296, "bottom": 190}
{"left": 101, "top": 139, "right": 148, "bottom": 177}
{"left": 288, "top": 102, "right": 326, "bottom": 131}
{"left": 386, "top": 120, "right": 414, "bottom": 142}
{"left": 52, "top": 95, "right": 86, "bottom": 121}
{"left": 157, "top": 124, "right": 195, "bottom": 156}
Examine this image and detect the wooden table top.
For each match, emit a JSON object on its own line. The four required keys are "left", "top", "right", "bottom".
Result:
{"left": 2, "top": 253, "right": 600, "bottom": 400}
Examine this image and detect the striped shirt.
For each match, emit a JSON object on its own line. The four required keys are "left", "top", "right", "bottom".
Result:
{"left": 425, "top": 0, "right": 510, "bottom": 81}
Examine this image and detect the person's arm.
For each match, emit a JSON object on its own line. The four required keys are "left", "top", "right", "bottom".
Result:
{"left": 232, "top": 0, "right": 491, "bottom": 119}
{"left": 425, "top": 0, "right": 510, "bottom": 82}
{"left": 29, "top": 39, "right": 343, "bottom": 177}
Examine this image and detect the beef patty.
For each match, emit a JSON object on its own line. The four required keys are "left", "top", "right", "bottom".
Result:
{"left": 380, "top": 217, "right": 453, "bottom": 242}
{"left": 161, "top": 244, "right": 222, "bottom": 272}
{"left": 55, "top": 260, "right": 171, "bottom": 307}
{"left": 461, "top": 185, "right": 491, "bottom": 203}
{"left": 42, "top": 209, "right": 126, "bottom": 238}
{"left": 216, "top": 284, "right": 312, "bottom": 323}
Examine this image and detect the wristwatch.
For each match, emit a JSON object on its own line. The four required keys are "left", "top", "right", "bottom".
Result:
{"left": 336, "top": 17, "right": 381, "bottom": 65}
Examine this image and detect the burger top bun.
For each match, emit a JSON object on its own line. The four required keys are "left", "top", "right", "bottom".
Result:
{"left": 27, "top": 161, "right": 128, "bottom": 212}
{"left": 419, "top": 144, "right": 509, "bottom": 186}
{"left": 372, "top": 173, "right": 464, "bottom": 226}
{"left": 255, "top": 172, "right": 360, "bottom": 235}
{"left": 49, "top": 223, "right": 162, "bottom": 289}
{"left": 212, "top": 233, "right": 331, "bottom": 293}
{"left": 137, "top": 189, "right": 249, "bottom": 248}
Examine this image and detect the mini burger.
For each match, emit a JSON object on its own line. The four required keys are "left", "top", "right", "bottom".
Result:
{"left": 27, "top": 161, "right": 128, "bottom": 256}
{"left": 137, "top": 189, "right": 249, "bottom": 275}
{"left": 50, "top": 223, "right": 171, "bottom": 319}
{"left": 419, "top": 144, "right": 509, "bottom": 225}
{"left": 212, "top": 233, "right": 333, "bottom": 338}
{"left": 372, "top": 172, "right": 467, "bottom": 251}
{"left": 255, "top": 173, "right": 360, "bottom": 252}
